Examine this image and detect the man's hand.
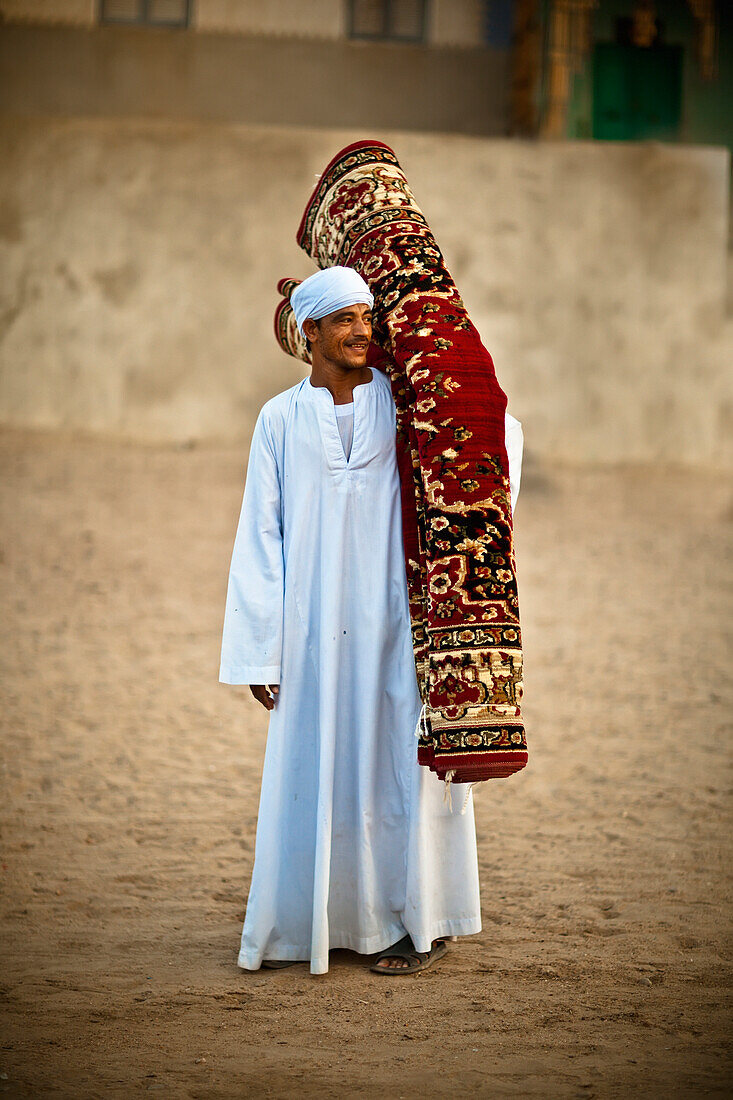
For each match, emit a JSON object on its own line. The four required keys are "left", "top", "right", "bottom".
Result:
{"left": 249, "top": 684, "right": 279, "bottom": 711}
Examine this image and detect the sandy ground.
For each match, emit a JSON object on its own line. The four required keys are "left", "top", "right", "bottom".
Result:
{"left": 0, "top": 426, "right": 731, "bottom": 1098}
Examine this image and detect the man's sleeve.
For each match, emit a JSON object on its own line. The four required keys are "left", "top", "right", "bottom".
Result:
{"left": 504, "top": 411, "right": 524, "bottom": 515}
{"left": 219, "top": 407, "right": 284, "bottom": 685}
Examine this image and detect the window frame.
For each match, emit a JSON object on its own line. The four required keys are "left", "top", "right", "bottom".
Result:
{"left": 98, "top": 0, "right": 192, "bottom": 29}
{"left": 347, "top": 0, "right": 427, "bottom": 45}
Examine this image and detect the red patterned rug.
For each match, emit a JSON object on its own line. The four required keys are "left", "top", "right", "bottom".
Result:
{"left": 275, "top": 140, "right": 527, "bottom": 785}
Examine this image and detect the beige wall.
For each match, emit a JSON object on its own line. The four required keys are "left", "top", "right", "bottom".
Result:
{"left": 0, "top": 23, "right": 508, "bottom": 135}
{"left": 1, "top": 117, "right": 731, "bottom": 469}
{"left": 194, "top": 0, "right": 344, "bottom": 38}
{"left": 430, "top": 0, "right": 485, "bottom": 46}
{"left": 0, "top": 0, "right": 487, "bottom": 43}
{"left": 0, "top": 0, "right": 94, "bottom": 23}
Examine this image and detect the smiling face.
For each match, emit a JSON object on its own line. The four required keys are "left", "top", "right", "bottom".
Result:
{"left": 302, "top": 301, "right": 373, "bottom": 371}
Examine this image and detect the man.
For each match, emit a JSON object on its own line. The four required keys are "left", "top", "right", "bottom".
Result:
{"left": 220, "top": 266, "right": 523, "bottom": 975}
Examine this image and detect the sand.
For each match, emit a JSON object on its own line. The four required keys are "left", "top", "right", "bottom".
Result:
{"left": 0, "top": 426, "right": 731, "bottom": 1098}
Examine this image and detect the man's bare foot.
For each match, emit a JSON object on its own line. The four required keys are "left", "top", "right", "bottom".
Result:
{"left": 374, "top": 953, "right": 411, "bottom": 970}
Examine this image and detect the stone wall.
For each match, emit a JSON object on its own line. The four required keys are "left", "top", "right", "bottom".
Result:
{"left": 0, "top": 0, "right": 488, "bottom": 44}
{"left": 0, "top": 22, "right": 509, "bottom": 135}
{"left": 1, "top": 117, "right": 731, "bottom": 469}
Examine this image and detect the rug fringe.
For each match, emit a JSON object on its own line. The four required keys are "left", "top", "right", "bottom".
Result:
{"left": 416, "top": 705, "right": 479, "bottom": 814}
{"left": 413, "top": 700, "right": 428, "bottom": 740}
{"left": 443, "top": 768, "right": 456, "bottom": 810}
{"left": 460, "top": 782, "right": 477, "bottom": 815}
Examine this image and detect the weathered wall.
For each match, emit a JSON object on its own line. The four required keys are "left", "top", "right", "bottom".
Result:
{"left": 0, "top": 0, "right": 488, "bottom": 44}
{"left": 0, "top": 0, "right": 94, "bottom": 23}
{"left": 0, "top": 23, "right": 509, "bottom": 135}
{"left": 1, "top": 117, "right": 731, "bottom": 469}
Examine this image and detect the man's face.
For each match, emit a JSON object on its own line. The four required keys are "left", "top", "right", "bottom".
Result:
{"left": 303, "top": 302, "right": 373, "bottom": 370}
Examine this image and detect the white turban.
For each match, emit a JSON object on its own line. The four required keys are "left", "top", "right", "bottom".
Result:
{"left": 290, "top": 266, "right": 374, "bottom": 336}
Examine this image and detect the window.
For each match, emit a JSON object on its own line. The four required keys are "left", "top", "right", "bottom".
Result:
{"left": 348, "top": 0, "right": 427, "bottom": 43}
{"left": 99, "top": 0, "right": 191, "bottom": 27}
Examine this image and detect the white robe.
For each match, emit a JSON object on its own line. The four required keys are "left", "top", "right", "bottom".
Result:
{"left": 219, "top": 366, "right": 523, "bottom": 975}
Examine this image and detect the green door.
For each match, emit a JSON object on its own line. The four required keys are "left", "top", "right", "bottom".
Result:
{"left": 593, "top": 41, "right": 683, "bottom": 141}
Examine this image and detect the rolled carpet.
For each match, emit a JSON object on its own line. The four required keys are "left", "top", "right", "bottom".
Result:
{"left": 276, "top": 140, "right": 527, "bottom": 785}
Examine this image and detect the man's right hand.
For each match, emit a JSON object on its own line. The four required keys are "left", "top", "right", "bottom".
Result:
{"left": 249, "top": 684, "right": 280, "bottom": 711}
